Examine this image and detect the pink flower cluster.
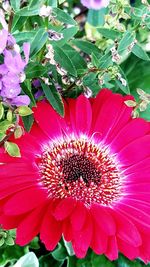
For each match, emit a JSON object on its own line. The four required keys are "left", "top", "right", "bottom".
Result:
{"left": 0, "top": 29, "right": 30, "bottom": 106}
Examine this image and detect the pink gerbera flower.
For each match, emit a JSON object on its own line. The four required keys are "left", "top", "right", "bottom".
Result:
{"left": 1, "top": 89, "right": 150, "bottom": 263}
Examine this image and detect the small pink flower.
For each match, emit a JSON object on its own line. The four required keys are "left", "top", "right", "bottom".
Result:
{"left": 81, "top": 0, "right": 109, "bottom": 9}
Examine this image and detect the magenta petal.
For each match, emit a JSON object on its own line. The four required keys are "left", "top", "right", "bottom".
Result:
{"left": 23, "top": 42, "right": 30, "bottom": 64}
{"left": 40, "top": 206, "right": 62, "bottom": 250}
{"left": 119, "top": 135, "right": 150, "bottom": 165}
{"left": 105, "top": 236, "right": 118, "bottom": 261}
{"left": 4, "top": 187, "right": 47, "bottom": 215}
{"left": 72, "top": 213, "right": 93, "bottom": 258}
{"left": 16, "top": 204, "right": 46, "bottom": 245}
{"left": 53, "top": 198, "right": 76, "bottom": 220}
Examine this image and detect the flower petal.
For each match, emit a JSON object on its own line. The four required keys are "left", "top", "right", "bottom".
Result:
{"left": 4, "top": 187, "right": 47, "bottom": 215}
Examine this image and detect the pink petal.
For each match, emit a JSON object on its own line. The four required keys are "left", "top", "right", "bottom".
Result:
{"left": 53, "top": 198, "right": 76, "bottom": 220}
{"left": 0, "top": 163, "right": 38, "bottom": 178}
{"left": 90, "top": 221, "right": 108, "bottom": 254}
{"left": 116, "top": 204, "right": 150, "bottom": 230}
{"left": 118, "top": 238, "right": 139, "bottom": 260}
{"left": 40, "top": 206, "right": 62, "bottom": 250}
{"left": 111, "top": 118, "right": 150, "bottom": 151}
{"left": 91, "top": 89, "right": 112, "bottom": 128}
{"left": 119, "top": 135, "right": 150, "bottom": 165}
{"left": 110, "top": 209, "right": 142, "bottom": 246}
{"left": 70, "top": 201, "right": 87, "bottom": 231}
{"left": 75, "top": 95, "right": 92, "bottom": 135}
{"left": 91, "top": 204, "right": 116, "bottom": 235}
{"left": 63, "top": 218, "right": 73, "bottom": 242}
{"left": 33, "top": 101, "right": 62, "bottom": 139}
{"left": 106, "top": 94, "right": 134, "bottom": 141}
{"left": 4, "top": 187, "right": 47, "bottom": 215}
{"left": 139, "top": 233, "right": 150, "bottom": 264}
{"left": 0, "top": 181, "right": 36, "bottom": 200}
{"left": 92, "top": 94, "right": 123, "bottom": 142}
{"left": 72, "top": 213, "right": 93, "bottom": 258}
{"left": 16, "top": 204, "right": 46, "bottom": 246}
{"left": 105, "top": 236, "right": 118, "bottom": 261}
{"left": 0, "top": 214, "right": 24, "bottom": 230}
{"left": 68, "top": 95, "right": 92, "bottom": 135}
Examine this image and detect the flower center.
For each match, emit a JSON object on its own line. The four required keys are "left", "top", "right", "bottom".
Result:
{"left": 61, "top": 154, "right": 101, "bottom": 186}
{"left": 38, "top": 137, "right": 122, "bottom": 206}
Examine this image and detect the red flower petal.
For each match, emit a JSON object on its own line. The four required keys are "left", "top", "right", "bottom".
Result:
{"left": 53, "top": 198, "right": 76, "bottom": 220}
{"left": 70, "top": 201, "right": 86, "bottom": 231}
{"left": 105, "top": 236, "right": 118, "bottom": 261}
{"left": 40, "top": 206, "right": 62, "bottom": 250}
{"left": 91, "top": 205, "right": 116, "bottom": 235}
{"left": 16, "top": 204, "right": 46, "bottom": 246}
{"left": 4, "top": 187, "right": 47, "bottom": 215}
{"left": 33, "top": 101, "right": 62, "bottom": 139}
{"left": 72, "top": 213, "right": 93, "bottom": 258}
{"left": 111, "top": 118, "right": 150, "bottom": 151}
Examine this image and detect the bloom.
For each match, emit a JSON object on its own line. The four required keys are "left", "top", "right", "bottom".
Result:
{"left": 0, "top": 29, "right": 30, "bottom": 107}
{"left": 1, "top": 89, "right": 150, "bottom": 263}
{"left": 81, "top": 0, "right": 109, "bottom": 10}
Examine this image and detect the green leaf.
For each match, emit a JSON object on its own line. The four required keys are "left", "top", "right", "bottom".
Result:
{"left": 118, "top": 31, "right": 135, "bottom": 54}
{"left": 5, "top": 236, "right": 15, "bottom": 246}
{"left": 13, "top": 252, "right": 39, "bottom": 267}
{"left": 16, "top": 106, "right": 33, "bottom": 116}
{"left": 124, "top": 100, "right": 137, "bottom": 107}
{"left": 52, "top": 244, "right": 67, "bottom": 261}
{"left": 22, "top": 81, "right": 36, "bottom": 107}
{"left": 91, "top": 253, "right": 115, "bottom": 267}
{"left": 22, "top": 114, "right": 34, "bottom": 132}
{"left": 53, "top": 8, "right": 76, "bottom": 25}
{"left": 87, "top": 8, "right": 106, "bottom": 26}
{"left": 7, "top": 110, "right": 13, "bottom": 122}
{"left": 15, "top": 3, "right": 40, "bottom": 16}
{"left": 132, "top": 44, "right": 150, "bottom": 61}
{"left": 39, "top": 253, "right": 64, "bottom": 267}
{"left": 25, "top": 63, "right": 48, "bottom": 79}
{"left": 63, "top": 240, "right": 75, "bottom": 256}
{"left": 54, "top": 26, "right": 78, "bottom": 46}
{"left": 97, "top": 27, "right": 122, "bottom": 40}
{"left": 13, "top": 31, "right": 37, "bottom": 44}
{"left": 53, "top": 44, "right": 77, "bottom": 76}
{"left": 116, "top": 66, "right": 130, "bottom": 94}
{"left": 0, "top": 120, "right": 12, "bottom": 133}
{"left": 41, "top": 81, "right": 64, "bottom": 116}
{"left": 30, "top": 28, "right": 48, "bottom": 58}
{"left": 47, "top": 0, "right": 57, "bottom": 7}
{"left": 4, "top": 142, "right": 21, "bottom": 158}
{"left": 10, "top": 0, "right": 21, "bottom": 11}
{"left": 99, "top": 52, "right": 113, "bottom": 68}
{"left": 0, "top": 102, "right": 4, "bottom": 120}
{"left": 0, "top": 238, "right": 5, "bottom": 247}
{"left": 14, "top": 126, "right": 23, "bottom": 139}
{"left": 29, "top": 237, "right": 40, "bottom": 250}
{"left": 11, "top": 16, "right": 27, "bottom": 33}
{"left": 0, "top": 133, "right": 6, "bottom": 142}
{"left": 63, "top": 44, "right": 87, "bottom": 72}
{"left": 71, "top": 39, "right": 100, "bottom": 57}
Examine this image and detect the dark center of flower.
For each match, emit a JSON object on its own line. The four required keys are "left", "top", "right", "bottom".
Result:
{"left": 38, "top": 137, "right": 122, "bottom": 206}
{"left": 61, "top": 154, "right": 101, "bottom": 186}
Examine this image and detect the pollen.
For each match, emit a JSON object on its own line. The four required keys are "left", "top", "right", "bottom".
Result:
{"left": 37, "top": 136, "right": 122, "bottom": 206}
